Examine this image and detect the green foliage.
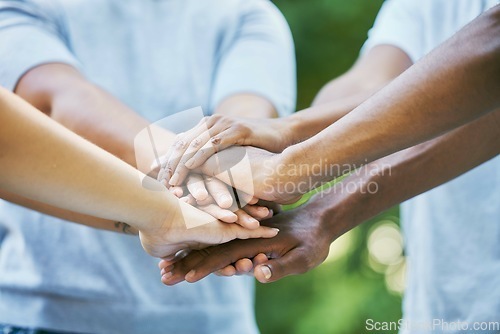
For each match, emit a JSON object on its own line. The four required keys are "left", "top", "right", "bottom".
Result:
{"left": 255, "top": 2, "right": 403, "bottom": 333}
{"left": 274, "top": 0, "right": 385, "bottom": 109}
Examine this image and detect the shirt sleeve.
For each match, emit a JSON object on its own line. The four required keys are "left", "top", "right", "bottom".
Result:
{"left": 210, "top": 0, "right": 296, "bottom": 117}
{"left": 0, "top": 0, "right": 81, "bottom": 91}
{"left": 360, "top": 0, "right": 425, "bottom": 63}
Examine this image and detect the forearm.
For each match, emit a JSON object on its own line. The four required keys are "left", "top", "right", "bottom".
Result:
{"left": 285, "top": 92, "right": 375, "bottom": 145}
{"left": 15, "top": 63, "right": 175, "bottom": 170}
{"left": 0, "top": 190, "right": 138, "bottom": 234}
{"left": 284, "top": 45, "right": 413, "bottom": 145}
{"left": 0, "top": 88, "right": 177, "bottom": 232}
{"left": 309, "top": 110, "right": 500, "bottom": 241}
{"left": 280, "top": 7, "right": 500, "bottom": 189}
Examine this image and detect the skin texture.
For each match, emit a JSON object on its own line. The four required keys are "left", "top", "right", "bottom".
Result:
{"left": 158, "top": 6, "right": 500, "bottom": 283}
{"left": 161, "top": 44, "right": 412, "bottom": 177}
{"left": 160, "top": 107, "right": 500, "bottom": 284}
{"left": 9, "top": 63, "right": 277, "bottom": 229}
{"left": 159, "top": 5, "right": 500, "bottom": 204}
{"left": 0, "top": 87, "right": 279, "bottom": 258}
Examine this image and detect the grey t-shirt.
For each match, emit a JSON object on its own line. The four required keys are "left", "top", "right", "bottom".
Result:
{"left": 0, "top": 0, "right": 296, "bottom": 333}
{"left": 363, "top": 0, "right": 500, "bottom": 332}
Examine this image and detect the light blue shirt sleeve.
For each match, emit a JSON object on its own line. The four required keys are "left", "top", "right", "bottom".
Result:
{"left": 360, "top": 0, "right": 424, "bottom": 63}
{"left": 0, "top": 0, "right": 81, "bottom": 91}
{"left": 210, "top": 0, "right": 296, "bottom": 117}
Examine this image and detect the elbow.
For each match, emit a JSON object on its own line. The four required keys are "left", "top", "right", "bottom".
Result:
{"left": 476, "top": 5, "right": 500, "bottom": 65}
{"left": 14, "top": 63, "right": 85, "bottom": 117}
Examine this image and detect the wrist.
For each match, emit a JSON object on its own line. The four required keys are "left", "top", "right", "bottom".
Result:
{"left": 306, "top": 163, "right": 385, "bottom": 243}
{"left": 266, "top": 147, "right": 312, "bottom": 201}
{"left": 283, "top": 113, "right": 306, "bottom": 146}
{"left": 300, "top": 192, "right": 364, "bottom": 245}
{"left": 279, "top": 142, "right": 328, "bottom": 193}
{"left": 133, "top": 190, "right": 178, "bottom": 234}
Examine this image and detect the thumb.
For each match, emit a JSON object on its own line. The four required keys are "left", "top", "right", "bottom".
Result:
{"left": 234, "top": 225, "right": 280, "bottom": 241}
{"left": 254, "top": 248, "right": 307, "bottom": 283}
{"left": 187, "top": 128, "right": 245, "bottom": 170}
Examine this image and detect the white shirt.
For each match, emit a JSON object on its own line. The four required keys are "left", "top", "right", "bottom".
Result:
{"left": 363, "top": 1, "right": 500, "bottom": 333}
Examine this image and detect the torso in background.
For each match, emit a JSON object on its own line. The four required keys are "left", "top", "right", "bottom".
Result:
{"left": 0, "top": 0, "right": 295, "bottom": 333}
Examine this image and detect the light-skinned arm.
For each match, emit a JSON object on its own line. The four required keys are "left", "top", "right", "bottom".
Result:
{"left": 0, "top": 87, "right": 279, "bottom": 257}
{"left": 12, "top": 62, "right": 250, "bottom": 224}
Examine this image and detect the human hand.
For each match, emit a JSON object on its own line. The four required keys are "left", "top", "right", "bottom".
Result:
{"left": 153, "top": 153, "right": 273, "bottom": 229}
{"left": 158, "top": 197, "right": 338, "bottom": 284}
{"left": 138, "top": 199, "right": 280, "bottom": 259}
{"left": 167, "top": 172, "right": 275, "bottom": 229}
{"left": 159, "top": 115, "right": 294, "bottom": 187}
{"left": 197, "top": 146, "right": 303, "bottom": 204}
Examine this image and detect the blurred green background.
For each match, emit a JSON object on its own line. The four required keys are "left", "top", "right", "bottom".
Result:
{"left": 255, "top": 1, "right": 405, "bottom": 333}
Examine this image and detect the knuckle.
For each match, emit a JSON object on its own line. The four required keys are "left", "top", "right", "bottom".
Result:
{"left": 215, "top": 247, "right": 235, "bottom": 264}
{"left": 207, "top": 114, "right": 221, "bottom": 126}
{"left": 191, "top": 138, "right": 202, "bottom": 148}
{"left": 165, "top": 162, "right": 174, "bottom": 174}
{"left": 221, "top": 117, "right": 232, "bottom": 127}
{"left": 174, "top": 139, "right": 187, "bottom": 150}
{"left": 210, "top": 136, "right": 222, "bottom": 146}
{"left": 196, "top": 149, "right": 206, "bottom": 158}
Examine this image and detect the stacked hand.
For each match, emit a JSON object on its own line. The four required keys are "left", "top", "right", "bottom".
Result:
{"left": 158, "top": 114, "right": 294, "bottom": 187}
{"left": 150, "top": 114, "right": 319, "bottom": 282}
{"left": 138, "top": 198, "right": 280, "bottom": 259}
{"left": 157, "top": 116, "right": 305, "bottom": 205}
{"left": 139, "top": 117, "right": 291, "bottom": 260}
{"left": 156, "top": 193, "right": 342, "bottom": 284}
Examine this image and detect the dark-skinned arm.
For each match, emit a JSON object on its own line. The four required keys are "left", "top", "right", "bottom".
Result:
{"left": 160, "top": 45, "right": 411, "bottom": 179}
{"left": 159, "top": 108, "right": 500, "bottom": 284}
{"left": 161, "top": 6, "right": 500, "bottom": 201}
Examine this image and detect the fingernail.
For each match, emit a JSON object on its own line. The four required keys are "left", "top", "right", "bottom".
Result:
{"left": 169, "top": 173, "right": 180, "bottom": 186}
{"left": 272, "top": 228, "right": 280, "bottom": 233}
{"left": 246, "top": 216, "right": 258, "bottom": 223}
{"left": 219, "top": 195, "right": 232, "bottom": 208}
{"left": 195, "top": 189, "right": 208, "bottom": 200}
{"left": 260, "top": 266, "right": 272, "bottom": 280}
{"left": 185, "top": 270, "right": 196, "bottom": 281}
{"left": 258, "top": 207, "right": 270, "bottom": 216}
{"left": 185, "top": 159, "right": 194, "bottom": 168}
{"left": 162, "top": 272, "right": 173, "bottom": 280}
{"left": 223, "top": 213, "right": 238, "bottom": 223}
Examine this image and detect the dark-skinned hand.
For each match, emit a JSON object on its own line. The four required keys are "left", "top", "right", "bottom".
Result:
{"left": 158, "top": 200, "right": 338, "bottom": 284}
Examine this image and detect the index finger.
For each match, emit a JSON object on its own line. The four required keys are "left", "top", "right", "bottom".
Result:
{"left": 172, "top": 238, "right": 275, "bottom": 284}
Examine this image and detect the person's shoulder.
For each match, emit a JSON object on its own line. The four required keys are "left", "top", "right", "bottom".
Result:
{"left": 0, "top": 0, "right": 64, "bottom": 18}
